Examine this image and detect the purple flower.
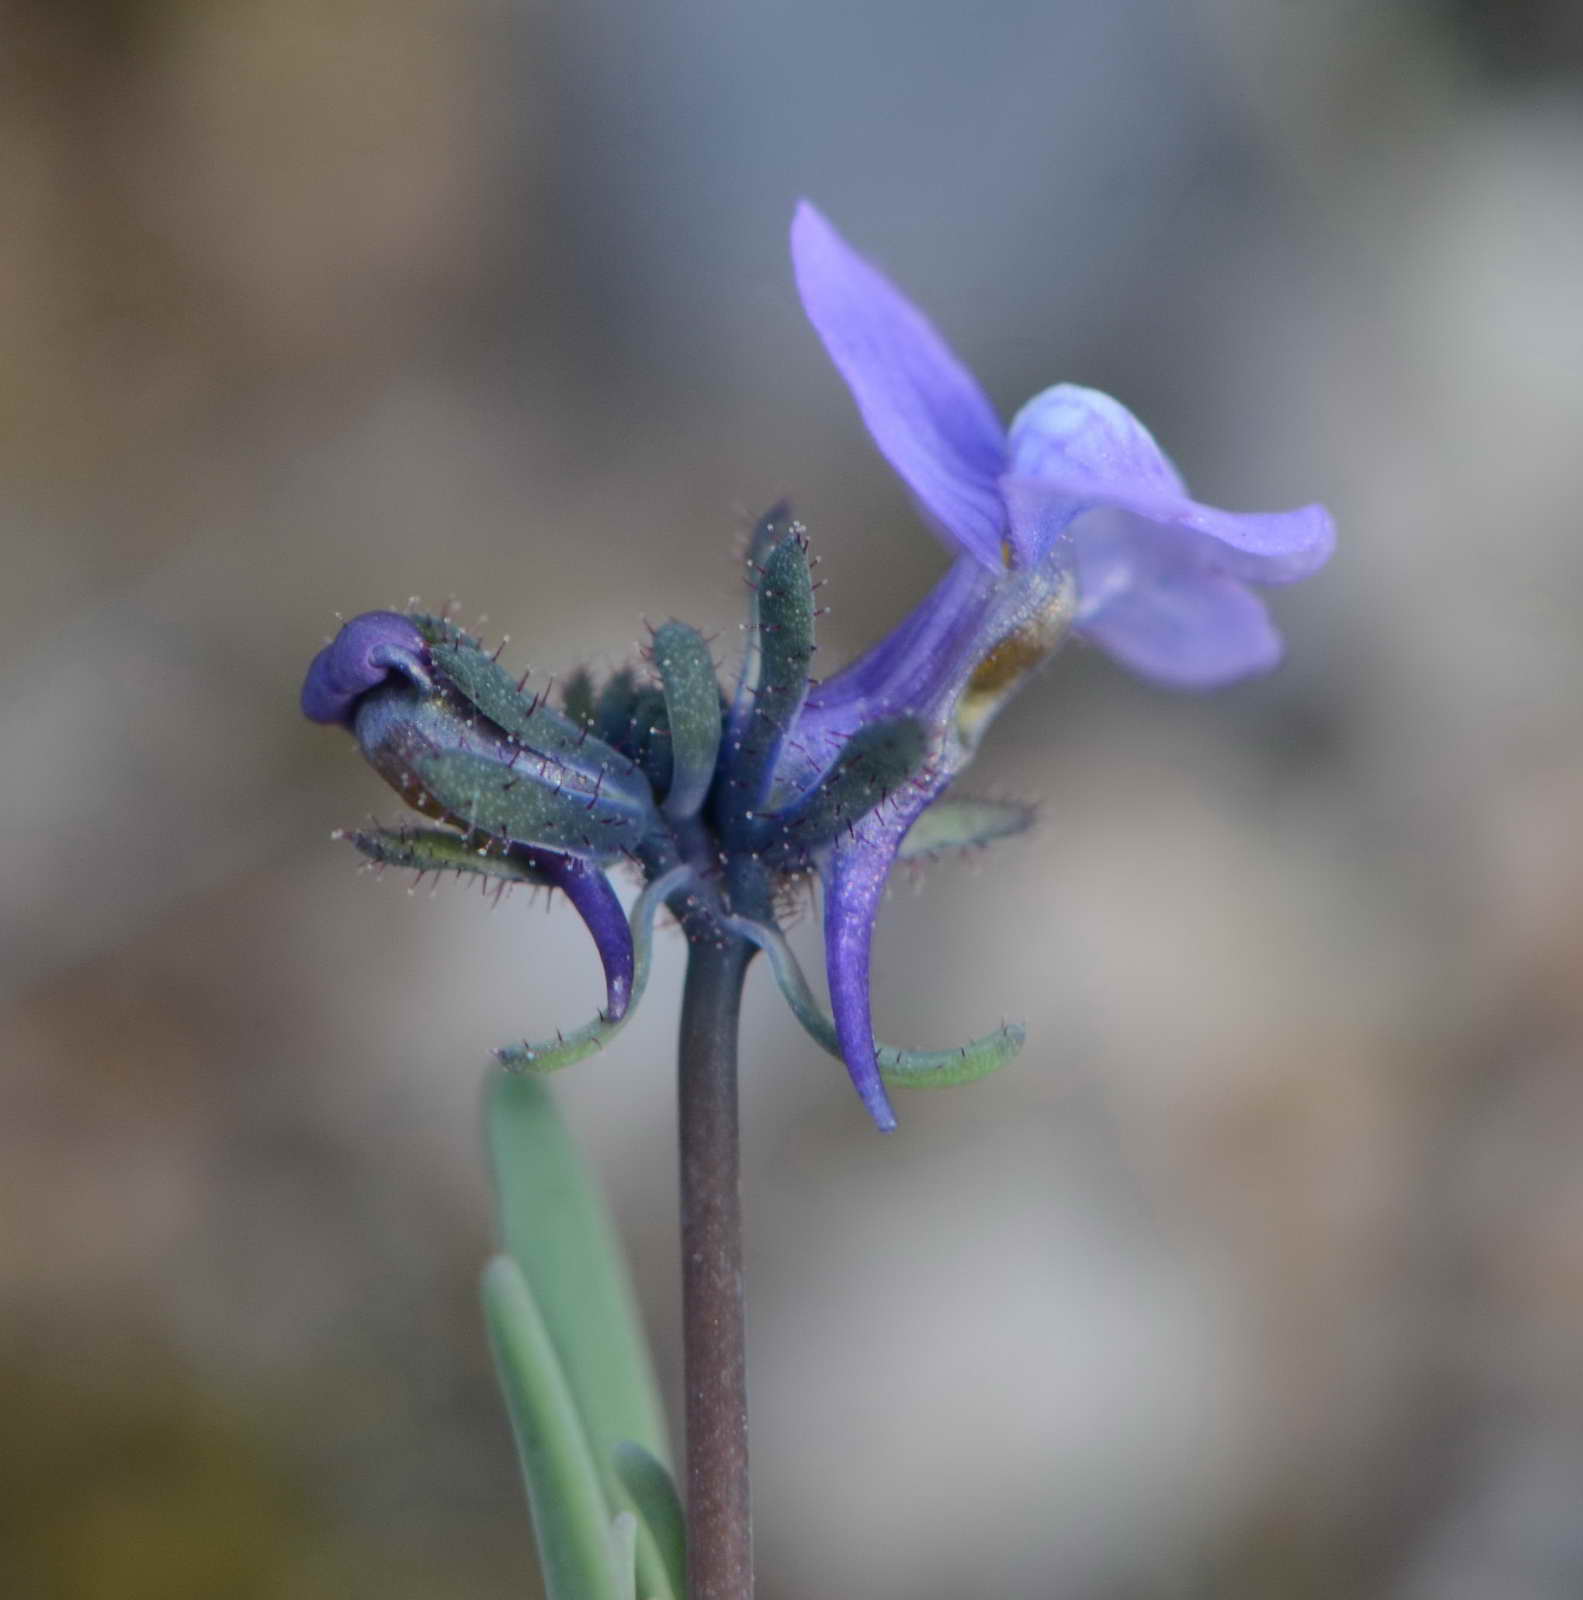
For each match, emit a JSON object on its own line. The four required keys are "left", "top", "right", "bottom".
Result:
{"left": 788, "top": 201, "right": 1333, "bottom": 1128}
{"left": 792, "top": 201, "right": 1333, "bottom": 682}
{"left": 300, "top": 204, "right": 1334, "bottom": 1136}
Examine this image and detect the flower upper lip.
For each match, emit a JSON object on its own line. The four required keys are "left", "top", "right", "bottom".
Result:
{"left": 790, "top": 198, "right": 1333, "bottom": 689}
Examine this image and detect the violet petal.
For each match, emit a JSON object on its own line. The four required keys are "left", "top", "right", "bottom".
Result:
{"left": 792, "top": 201, "right": 1009, "bottom": 568}
{"left": 1075, "top": 557, "right": 1284, "bottom": 688}
{"left": 1004, "top": 385, "right": 1335, "bottom": 581}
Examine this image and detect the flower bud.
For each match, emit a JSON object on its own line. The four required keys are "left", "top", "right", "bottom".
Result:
{"left": 305, "top": 612, "right": 655, "bottom": 861}
{"left": 300, "top": 611, "right": 432, "bottom": 727}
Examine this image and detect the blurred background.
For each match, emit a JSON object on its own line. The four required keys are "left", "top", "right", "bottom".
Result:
{"left": 4, "top": 1, "right": 1583, "bottom": 1595}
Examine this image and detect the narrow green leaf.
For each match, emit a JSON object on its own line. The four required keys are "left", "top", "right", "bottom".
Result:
{"left": 488, "top": 1026, "right": 681, "bottom": 1600}
{"left": 613, "top": 1440, "right": 687, "bottom": 1600}
{"left": 896, "top": 796, "right": 1036, "bottom": 861}
{"left": 651, "top": 621, "right": 722, "bottom": 821}
{"left": 487, "top": 1060, "right": 671, "bottom": 1481}
{"left": 481, "top": 1257, "right": 624, "bottom": 1600}
{"left": 495, "top": 867, "right": 685, "bottom": 1072}
{"left": 417, "top": 747, "right": 643, "bottom": 861}
{"left": 609, "top": 1512, "right": 638, "bottom": 1600}
{"left": 723, "top": 910, "right": 1025, "bottom": 1087}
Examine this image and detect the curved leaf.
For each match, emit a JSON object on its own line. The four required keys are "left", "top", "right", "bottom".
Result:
{"left": 613, "top": 1440, "right": 686, "bottom": 1600}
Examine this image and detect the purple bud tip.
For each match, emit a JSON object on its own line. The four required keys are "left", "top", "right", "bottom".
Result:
{"left": 863, "top": 1079, "right": 899, "bottom": 1134}
{"left": 301, "top": 611, "right": 433, "bottom": 727}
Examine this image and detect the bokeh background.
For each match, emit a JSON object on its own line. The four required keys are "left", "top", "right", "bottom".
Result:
{"left": 5, "top": 2, "right": 1583, "bottom": 1596}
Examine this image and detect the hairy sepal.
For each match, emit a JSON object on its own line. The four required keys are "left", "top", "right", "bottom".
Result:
{"left": 758, "top": 716, "right": 928, "bottom": 861}
{"left": 727, "top": 506, "right": 815, "bottom": 823}
{"left": 896, "top": 796, "right": 1035, "bottom": 861}
{"left": 561, "top": 668, "right": 598, "bottom": 731}
{"left": 594, "top": 668, "right": 641, "bottom": 747}
{"left": 417, "top": 748, "right": 645, "bottom": 861}
{"left": 651, "top": 621, "right": 722, "bottom": 820}
{"left": 413, "top": 615, "right": 649, "bottom": 806}
{"left": 342, "top": 823, "right": 562, "bottom": 886}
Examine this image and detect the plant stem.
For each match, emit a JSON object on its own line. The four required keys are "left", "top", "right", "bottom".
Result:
{"left": 677, "top": 932, "right": 755, "bottom": 1600}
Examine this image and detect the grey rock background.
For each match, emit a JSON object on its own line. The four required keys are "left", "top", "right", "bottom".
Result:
{"left": 3, "top": 3, "right": 1581, "bottom": 1595}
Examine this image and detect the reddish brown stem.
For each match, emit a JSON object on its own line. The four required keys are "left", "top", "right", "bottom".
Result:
{"left": 677, "top": 933, "right": 755, "bottom": 1600}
